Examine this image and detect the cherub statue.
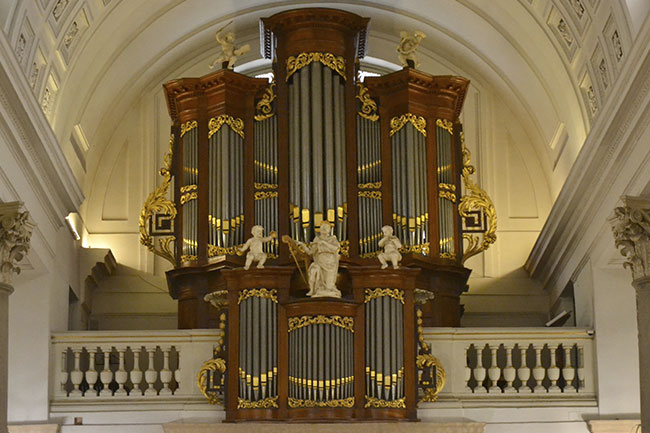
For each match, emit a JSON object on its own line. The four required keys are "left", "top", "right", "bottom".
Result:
{"left": 239, "top": 225, "right": 276, "bottom": 270}
{"left": 396, "top": 30, "right": 426, "bottom": 68}
{"left": 297, "top": 222, "right": 342, "bottom": 298}
{"left": 209, "top": 21, "right": 250, "bottom": 70}
{"left": 378, "top": 225, "right": 402, "bottom": 269}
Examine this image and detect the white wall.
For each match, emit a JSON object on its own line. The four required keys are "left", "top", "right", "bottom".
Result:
{"left": 592, "top": 267, "right": 640, "bottom": 417}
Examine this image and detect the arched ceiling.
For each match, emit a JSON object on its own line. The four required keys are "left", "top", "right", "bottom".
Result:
{"left": 2, "top": 0, "right": 644, "bottom": 275}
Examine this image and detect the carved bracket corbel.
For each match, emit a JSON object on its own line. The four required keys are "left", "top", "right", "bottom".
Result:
{"left": 458, "top": 132, "right": 497, "bottom": 264}
{"left": 609, "top": 195, "right": 650, "bottom": 281}
{"left": 0, "top": 202, "right": 35, "bottom": 285}
{"left": 138, "top": 134, "right": 176, "bottom": 266}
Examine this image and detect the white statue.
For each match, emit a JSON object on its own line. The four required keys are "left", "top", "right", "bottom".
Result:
{"left": 208, "top": 21, "right": 251, "bottom": 70}
{"left": 298, "top": 222, "right": 341, "bottom": 298}
{"left": 239, "top": 225, "right": 276, "bottom": 270}
{"left": 378, "top": 225, "right": 402, "bottom": 269}
{"left": 396, "top": 30, "right": 426, "bottom": 68}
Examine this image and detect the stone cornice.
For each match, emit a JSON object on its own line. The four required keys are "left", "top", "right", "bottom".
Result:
{"left": 0, "top": 202, "right": 34, "bottom": 285}
{"left": 0, "top": 31, "right": 84, "bottom": 229}
{"left": 525, "top": 18, "right": 650, "bottom": 299}
{"left": 609, "top": 196, "right": 650, "bottom": 282}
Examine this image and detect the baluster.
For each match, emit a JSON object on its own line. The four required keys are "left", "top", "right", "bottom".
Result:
{"left": 473, "top": 345, "right": 487, "bottom": 394}
{"left": 114, "top": 347, "right": 128, "bottom": 396}
{"left": 144, "top": 347, "right": 158, "bottom": 396}
{"left": 130, "top": 346, "right": 143, "bottom": 396}
{"left": 99, "top": 347, "right": 114, "bottom": 397}
{"left": 60, "top": 350, "right": 68, "bottom": 396}
{"left": 503, "top": 345, "right": 516, "bottom": 393}
{"left": 562, "top": 344, "right": 576, "bottom": 392}
{"left": 70, "top": 348, "right": 83, "bottom": 397}
{"left": 532, "top": 344, "right": 546, "bottom": 393}
{"left": 517, "top": 344, "right": 531, "bottom": 394}
{"left": 577, "top": 345, "right": 585, "bottom": 391}
{"left": 85, "top": 348, "right": 98, "bottom": 397}
{"left": 547, "top": 344, "right": 561, "bottom": 392}
{"left": 159, "top": 346, "right": 173, "bottom": 396}
{"left": 175, "top": 349, "right": 181, "bottom": 393}
{"left": 464, "top": 345, "right": 472, "bottom": 393}
{"left": 487, "top": 345, "right": 501, "bottom": 393}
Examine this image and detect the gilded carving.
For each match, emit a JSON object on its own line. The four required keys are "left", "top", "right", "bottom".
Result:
{"left": 358, "top": 190, "right": 382, "bottom": 200}
{"left": 390, "top": 113, "right": 426, "bottom": 137}
{"left": 609, "top": 196, "right": 650, "bottom": 281}
{"left": 288, "top": 397, "right": 354, "bottom": 408}
{"left": 286, "top": 52, "right": 346, "bottom": 81}
{"left": 416, "top": 353, "right": 446, "bottom": 403}
{"left": 208, "top": 115, "right": 244, "bottom": 139}
{"left": 180, "top": 120, "right": 198, "bottom": 137}
{"left": 196, "top": 358, "right": 226, "bottom": 405}
{"left": 238, "top": 288, "right": 278, "bottom": 304}
{"left": 139, "top": 135, "right": 176, "bottom": 266}
{"left": 436, "top": 118, "right": 453, "bottom": 135}
{"left": 364, "top": 396, "right": 406, "bottom": 408}
{"left": 458, "top": 132, "right": 497, "bottom": 264}
{"left": 254, "top": 191, "right": 279, "bottom": 200}
{"left": 0, "top": 203, "right": 34, "bottom": 285}
{"left": 358, "top": 181, "right": 382, "bottom": 189}
{"left": 254, "top": 82, "right": 276, "bottom": 121}
{"left": 254, "top": 182, "right": 278, "bottom": 190}
{"left": 288, "top": 315, "right": 354, "bottom": 333}
{"left": 237, "top": 396, "right": 279, "bottom": 409}
{"left": 356, "top": 82, "right": 379, "bottom": 121}
{"left": 364, "top": 288, "right": 405, "bottom": 304}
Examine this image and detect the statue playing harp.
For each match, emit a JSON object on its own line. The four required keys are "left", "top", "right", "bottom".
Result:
{"left": 209, "top": 21, "right": 250, "bottom": 70}
{"left": 283, "top": 222, "right": 342, "bottom": 298}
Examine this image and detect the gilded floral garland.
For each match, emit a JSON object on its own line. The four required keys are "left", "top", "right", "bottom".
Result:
{"left": 356, "top": 82, "right": 379, "bottom": 121}
{"left": 237, "top": 396, "right": 279, "bottom": 409}
{"left": 196, "top": 357, "right": 226, "bottom": 405}
{"left": 436, "top": 118, "right": 453, "bottom": 135}
{"left": 364, "top": 396, "right": 406, "bottom": 409}
{"left": 180, "top": 120, "right": 198, "bottom": 137}
{"left": 288, "top": 315, "right": 354, "bottom": 333}
{"left": 364, "top": 288, "right": 405, "bottom": 304}
{"left": 288, "top": 397, "right": 355, "bottom": 408}
{"left": 238, "top": 288, "right": 278, "bottom": 304}
{"left": 254, "top": 82, "right": 276, "bottom": 121}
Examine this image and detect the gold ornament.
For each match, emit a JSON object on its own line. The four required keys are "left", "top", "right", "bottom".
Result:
{"left": 288, "top": 397, "right": 355, "bottom": 408}
{"left": 208, "top": 114, "right": 244, "bottom": 139}
{"left": 139, "top": 134, "right": 176, "bottom": 266}
{"left": 364, "top": 288, "right": 405, "bottom": 304}
{"left": 358, "top": 190, "right": 382, "bottom": 200}
{"left": 254, "top": 82, "right": 276, "bottom": 121}
{"left": 288, "top": 315, "right": 354, "bottom": 333}
{"left": 356, "top": 82, "right": 379, "bottom": 121}
{"left": 416, "top": 353, "right": 446, "bottom": 403}
{"left": 364, "top": 396, "right": 406, "bottom": 408}
{"left": 458, "top": 131, "right": 497, "bottom": 264}
{"left": 390, "top": 113, "right": 426, "bottom": 137}
{"left": 237, "top": 396, "right": 279, "bottom": 409}
{"left": 286, "top": 52, "right": 346, "bottom": 81}
{"left": 436, "top": 118, "right": 453, "bottom": 135}
{"left": 238, "top": 288, "right": 278, "bottom": 304}
{"left": 180, "top": 120, "right": 198, "bottom": 137}
{"left": 197, "top": 357, "right": 226, "bottom": 405}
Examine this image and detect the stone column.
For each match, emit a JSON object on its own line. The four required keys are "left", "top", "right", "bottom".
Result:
{"left": 609, "top": 195, "right": 650, "bottom": 430}
{"left": 0, "top": 203, "right": 34, "bottom": 433}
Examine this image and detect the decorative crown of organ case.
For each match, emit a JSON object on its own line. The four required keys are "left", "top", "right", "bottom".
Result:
{"left": 140, "top": 7, "right": 496, "bottom": 422}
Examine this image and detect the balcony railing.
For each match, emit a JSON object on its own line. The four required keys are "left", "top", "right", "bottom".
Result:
{"left": 51, "top": 327, "right": 595, "bottom": 410}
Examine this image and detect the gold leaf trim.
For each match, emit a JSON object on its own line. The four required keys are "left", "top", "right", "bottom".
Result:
{"left": 288, "top": 315, "right": 354, "bottom": 333}
{"left": 180, "top": 254, "right": 198, "bottom": 262}
{"left": 440, "top": 252, "right": 456, "bottom": 260}
{"left": 390, "top": 113, "right": 426, "bottom": 137}
{"left": 180, "top": 191, "right": 198, "bottom": 205}
{"left": 197, "top": 358, "right": 226, "bottom": 405}
{"left": 364, "top": 288, "right": 405, "bottom": 304}
{"left": 400, "top": 243, "right": 430, "bottom": 255}
{"left": 207, "top": 244, "right": 245, "bottom": 257}
{"left": 288, "top": 397, "right": 354, "bottom": 408}
{"left": 439, "top": 190, "right": 456, "bottom": 203}
{"left": 436, "top": 118, "right": 453, "bottom": 135}
{"left": 360, "top": 251, "right": 380, "bottom": 259}
{"left": 286, "top": 52, "right": 346, "bottom": 81}
{"left": 357, "top": 82, "right": 378, "bottom": 121}
{"left": 358, "top": 190, "right": 382, "bottom": 199}
{"left": 180, "top": 120, "right": 198, "bottom": 137}
{"left": 238, "top": 288, "right": 278, "bottom": 304}
{"left": 459, "top": 131, "right": 497, "bottom": 264}
{"left": 254, "top": 82, "right": 276, "bottom": 121}
{"left": 416, "top": 353, "right": 446, "bottom": 403}
{"left": 254, "top": 182, "right": 278, "bottom": 190}
{"left": 237, "top": 396, "right": 279, "bottom": 409}
{"left": 208, "top": 114, "right": 244, "bottom": 139}
{"left": 364, "top": 396, "right": 406, "bottom": 408}
{"left": 358, "top": 181, "right": 382, "bottom": 189}
{"left": 255, "top": 191, "right": 279, "bottom": 200}
{"left": 139, "top": 134, "right": 176, "bottom": 266}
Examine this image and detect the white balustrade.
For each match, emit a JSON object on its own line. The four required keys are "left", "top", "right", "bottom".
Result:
{"left": 51, "top": 330, "right": 220, "bottom": 405}
{"left": 423, "top": 328, "right": 595, "bottom": 401}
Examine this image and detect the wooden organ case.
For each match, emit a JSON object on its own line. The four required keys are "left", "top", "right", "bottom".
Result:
{"left": 153, "top": 7, "right": 478, "bottom": 422}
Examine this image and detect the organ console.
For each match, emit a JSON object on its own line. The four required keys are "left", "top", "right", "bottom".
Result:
{"left": 140, "top": 6, "right": 496, "bottom": 422}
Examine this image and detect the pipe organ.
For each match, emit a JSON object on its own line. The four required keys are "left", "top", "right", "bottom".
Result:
{"left": 141, "top": 6, "right": 496, "bottom": 423}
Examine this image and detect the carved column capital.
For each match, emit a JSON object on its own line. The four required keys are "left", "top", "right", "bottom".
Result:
{"left": 609, "top": 195, "right": 650, "bottom": 282}
{"left": 0, "top": 202, "right": 34, "bottom": 285}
